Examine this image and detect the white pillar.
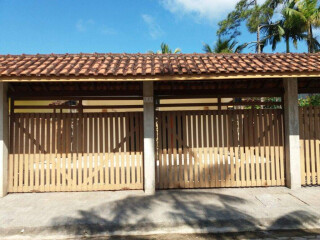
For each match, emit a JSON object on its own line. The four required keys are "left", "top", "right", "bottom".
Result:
{"left": 0, "top": 83, "right": 9, "bottom": 197}
{"left": 143, "top": 81, "right": 155, "bottom": 195}
{"left": 283, "top": 78, "right": 301, "bottom": 189}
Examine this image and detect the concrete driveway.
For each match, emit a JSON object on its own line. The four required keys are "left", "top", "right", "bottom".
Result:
{"left": 0, "top": 187, "right": 320, "bottom": 239}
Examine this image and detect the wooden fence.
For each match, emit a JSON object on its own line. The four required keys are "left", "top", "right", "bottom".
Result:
{"left": 8, "top": 112, "right": 143, "bottom": 192}
{"left": 156, "top": 109, "right": 285, "bottom": 189}
{"left": 300, "top": 106, "right": 320, "bottom": 186}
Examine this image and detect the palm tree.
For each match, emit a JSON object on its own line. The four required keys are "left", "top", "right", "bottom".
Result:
{"left": 203, "top": 38, "right": 242, "bottom": 53}
{"left": 157, "top": 42, "right": 181, "bottom": 54}
{"left": 285, "top": 0, "right": 320, "bottom": 52}
{"left": 262, "top": 1, "right": 306, "bottom": 53}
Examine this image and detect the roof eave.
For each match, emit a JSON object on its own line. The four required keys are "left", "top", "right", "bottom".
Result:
{"left": 0, "top": 71, "right": 319, "bottom": 82}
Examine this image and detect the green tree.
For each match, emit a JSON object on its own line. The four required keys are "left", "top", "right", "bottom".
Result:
{"left": 147, "top": 42, "right": 181, "bottom": 54}
{"left": 299, "top": 94, "right": 320, "bottom": 106}
{"left": 203, "top": 38, "right": 243, "bottom": 53}
{"left": 286, "top": 0, "right": 320, "bottom": 53}
{"left": 262, "top": 0, "right": 307, "bottom": 52}
{"left": 217, "top": 0, "right": 282, "bottom": 53}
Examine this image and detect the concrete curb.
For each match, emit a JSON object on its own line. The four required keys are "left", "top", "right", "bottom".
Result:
{"left": 1, "top": 216, "right": 320, "bottom": 240}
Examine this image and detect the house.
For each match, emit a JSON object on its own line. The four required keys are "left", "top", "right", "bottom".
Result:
{"left": 0, "top": 52, "right": 319, "bottom": 197}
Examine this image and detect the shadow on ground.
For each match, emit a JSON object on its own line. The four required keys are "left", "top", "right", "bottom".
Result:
{"left": 49, "top": 190, "right": 320, "bottom": 239}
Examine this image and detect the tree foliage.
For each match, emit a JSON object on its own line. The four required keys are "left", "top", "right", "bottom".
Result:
{"left": 299, "top": 94, "right": 320, "bottom": 106}
{"left": 203, "top": 38, "right": 243, "bottom": 53}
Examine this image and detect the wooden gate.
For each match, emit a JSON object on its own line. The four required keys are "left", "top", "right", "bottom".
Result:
{"left": 156, "top": 109, "right": 285, "bottom": 189}
{"left": 300, "top": 106, "right": 320, "bottom": 186}
{"left": 8, "top": 112, "right": 143, "bottom": 192}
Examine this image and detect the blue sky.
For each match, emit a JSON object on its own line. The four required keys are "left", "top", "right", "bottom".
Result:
{"left": 0, "top": 0, "right": 311, "bottom": 54}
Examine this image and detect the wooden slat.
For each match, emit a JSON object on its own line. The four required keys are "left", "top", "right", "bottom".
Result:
{"left": 315, "top": 107, "right": 320, "bottom": 185}
{"left": 305, "top": 107, "right": 311, "bottom": 185}
{"left": 259, "top": 110, "right": 266, "bottom": 186}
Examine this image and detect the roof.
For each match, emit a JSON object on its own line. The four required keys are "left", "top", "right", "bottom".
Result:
{"left": 0, "top": 53, "right": 320, "bottom": 81}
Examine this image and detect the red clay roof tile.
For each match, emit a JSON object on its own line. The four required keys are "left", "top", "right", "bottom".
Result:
{"left": 0, "top": 53, "right": 320, "bottom": 79}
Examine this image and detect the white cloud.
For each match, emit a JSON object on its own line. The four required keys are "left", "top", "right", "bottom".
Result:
{"left": 142, "top": 14, "right": 164, "bottom": 39}
{"left": 160, "top": 0, "right": 265, "bottom": 21}
{"left": 76, "top": 19, "right": 95, "bottom": 32}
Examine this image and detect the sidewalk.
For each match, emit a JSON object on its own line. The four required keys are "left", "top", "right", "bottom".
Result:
{"left": 0, "top": 187, "right": 320, "bottom": 239}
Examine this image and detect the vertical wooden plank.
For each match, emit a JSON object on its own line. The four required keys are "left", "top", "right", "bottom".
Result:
{"left": 259, "top": 109, "right": 266, "bottom": 186}
{"left": 314, "top": 107, "right": 320, "bottom": 185}
{"left": 177, "top": 112, "right": 184, "bottom": 188}
{"left": 253, "top": 109, "right": 261, "bottom": 186}
{"left": 13, "top": 115, "right": 19, "bottom": 192}
{"left": 269, "top": 110, "right": 276, "bottom": 186}
{"left": 208, "top": 112, "right": 215, "bottom": 187}
{"left": 113, "top": 114, "right": 119, "bottom": 188}
{"left": 78, "top": 113, "right": 83, "bottom": 190}
{"left": 29, "top": 114, "right": 35, "bottom": 191}
{"left": 119, "top": 114, "right": 125, "bottom": 188}
{"left": 162, "top": 113, "right": 168, "bottom": 188}
{"left": 188, "top": 113, "right": 194, "bottom": 188}
{"left": 33, "top": 115, "right": 39, "bottom": 191}
{"left": 73, "top": 114, "right": 78, "bottom": 190}
{"left": 171, "top": 112, "right": 178, "bottom": 188}
{"left": 18, "top": 116, "right": 24, "bottom": 192}
{"left": 228, "top": 111, "right": 235, "bottom": 187}
{"left": 309, "top": 107, "right": 316, "bottom": 185}
{"left": 128, "top": 113, "right": 134, "bottom": 186}
{"left": 98, "top": 114, "right": 104, "bottom": 188}
{"left": 88, "top": 114, "right": 94, "bottom": 190}
{"left": 94, "top": 114, "right": 100, "bottom": 189}
{"left": 243, "top": 111, "right": 251, "bottom": 186}
{"left": 24, "top": 115, "right": 30, "bottom": 191}
{"left": 213, "top": 111, "right": 220, "bottom": 187}
{"left": 39, "top": 115, "right": 45, "bottom": 191}
{"left": 233, "top": 110, "right": 240, "bottom": 187}
{"left": 249, "top": 110, "right": 256, "bottom": 187}
{"left": 305, "top": 107, "right": 311, "bottom": 185}
{"left": 203, "top": 112, "right": 209, "bottom": 188}
{"left": 50, "top": 114, "right": 56, "bottom": 191}
{"left": 182, "top": 112, "right": 189, "bottom": 188}
{"left": 167, "top": 112, "right": 173, "bottom": 188}
{"left": 218, "top": 111, "right": 225, "bottom": 187}
{"left": 193, "top": 112, "right": 200, "bottom": 188}
{"left": 135, "top": 112, "right": 142, "bottom": 187}
{"left": 82, "top": 114, "right": 88, "bottom": 191}
{"left": 279, "top": 110, "right": 285, "bottom": 186}
{"left": 124, "top": 113, "right": 130, "bottom": 187}
{"left": 198, "top": 112, "right": 204, "bottom": 187}
{"left": 45, "top": 114, "right": 50, "bottom": 191}
{"left": 223, "top": 111, "right": 230, "bottom": 187}
{"left": 104, "top": 114, "right": 110, "bottom": 188}
{"left": 61, "top": 114, "right": 67, "bottom": 191}
{"left": 67, "top": 114, "right": 73, "bottom": 191}
{"left": 299, "top": 108, "right": 306, "bottom": 185}
{"left": 238, "top": 110, "right": 245, "bottom": 187}
{"left": 274, "top": 110, "right": 281, "bottom": 186}
{"left": 264, "top": 110, "right": 271, "bottom": 186}
{"left": 56, "top": 113, "right": 61, "bottom": 191}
